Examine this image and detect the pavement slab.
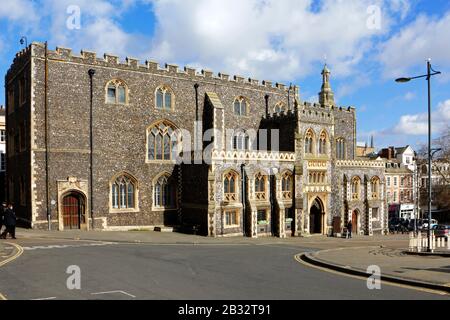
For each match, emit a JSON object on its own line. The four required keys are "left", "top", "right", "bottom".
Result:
{"left": 312, "top": 246, "right": 450, "bottom": 286}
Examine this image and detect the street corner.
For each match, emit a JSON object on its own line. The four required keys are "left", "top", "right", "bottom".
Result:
{"left": 0, "top": 241, "right": 24, "bottom": 268}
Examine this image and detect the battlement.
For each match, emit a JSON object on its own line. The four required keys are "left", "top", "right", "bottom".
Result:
{"left": 302, "top": 101, "right": 355, "bottom": 114}
{"left": 336, "top": 159, "right": 385, "bottom": 168}
{"left": 263, "top": 109, "right": 297, "bottom": 120}
{"left": 12, "top": 42, "right": 293, "bottom": 93}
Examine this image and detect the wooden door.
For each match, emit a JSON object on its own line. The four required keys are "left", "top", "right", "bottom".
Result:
{"left": 63, "top": 194, "right": 81, "bottom": 230}
{"left": 352, "top": 211, "right": 358, "bottom": 234}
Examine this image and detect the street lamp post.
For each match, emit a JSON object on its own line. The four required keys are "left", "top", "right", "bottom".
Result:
{"left": 396, "top": 59, "right": 441, "bottom": 253}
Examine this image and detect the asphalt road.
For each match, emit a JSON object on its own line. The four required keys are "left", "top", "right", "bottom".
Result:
{"left": 0, "top": 239, "right": 448, "bottom": 300}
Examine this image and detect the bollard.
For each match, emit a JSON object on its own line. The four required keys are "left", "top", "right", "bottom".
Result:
{"left": 447, "top": 237, "right": 450, "bottom": 250}
{"left": 417, "top": 233, "right": 422, "bottom": 252}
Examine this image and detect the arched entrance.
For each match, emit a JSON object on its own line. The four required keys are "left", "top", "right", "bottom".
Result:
{"left": 352, "top": 210, "right": 359, "bottom": 234}
{"left": 310, "top": 198, "right": 324, "bottom": 234}
{"left": 62, "top": 191, "right": 86, "bottom": 230}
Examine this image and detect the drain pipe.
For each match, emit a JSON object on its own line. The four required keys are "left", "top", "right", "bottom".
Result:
{"left": 241, "top": 164, "right": 247, "bottom": 237}
{"left": 44, "top": 41, "right": 51, "bottom": 231}
{"left": 88, "top": 69, "right": 96, "bottom": 230}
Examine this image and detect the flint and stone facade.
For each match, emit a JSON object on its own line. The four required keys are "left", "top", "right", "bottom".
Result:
{"left": 5, "top": 42, "right": 388, "bottom": 237}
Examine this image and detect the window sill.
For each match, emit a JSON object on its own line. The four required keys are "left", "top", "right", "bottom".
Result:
{"left": 224, "top": 224, "right": 240, "bottom": 229}
{"left": 258, "top": 221, "right": 269, "bottom": 225}
{"left": 152, "top": 207, "right": 178, "bottom": 212}
{"left": 109, "top": 208, "right": 140, "bottom": 214}
{"left": 146, "top": 160, "right": 177, "bottom": 164}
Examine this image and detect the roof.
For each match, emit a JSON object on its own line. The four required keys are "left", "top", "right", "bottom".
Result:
{"left": 205, "top": 92, "right": 224, "bottom": 110}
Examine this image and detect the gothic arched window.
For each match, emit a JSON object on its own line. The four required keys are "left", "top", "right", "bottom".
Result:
{"left": 155, "top": 86, "right": 174, "bottom": 110}
{"left": 111, "top": 174, "right": 137, "bottom": 210}
{"left": 371, "top": 177, "right": 380, "bottom": 199}
{"left": 305, "top": 129, "right": 315, "bottom": 155}
{"left": 281, "top": 171, "right": 293, "bottom": 200}
{"left": 233, "top": 97, "right": 248, "bottom": 116}
{"left": 232, "top": 131, "right": 251, "bottom": 151}
{"left": 147, "top": 121, "right": 180, "bottom": 161}
{"left": 274, "top": 102, "right": 286, "bottom": 114}
{"left": 319, "top": 131, "right": 328, "bottom": 155}
{"left": 351, "top": 176, "right": 361, "bottom": 200}
{"left": 106, "top": 79, "right": 128, "bottom": 104}
{"left": 224, "top": 171, "right": 239, "bottom": 202}
{"left": 336, "top": 138, "right": 346, "bottom": 160}
{"left": 154, "top": 173, "right": 177, "bottom": 209}
{"left": 254, "top": 172, "right": 267, "bottom": 200}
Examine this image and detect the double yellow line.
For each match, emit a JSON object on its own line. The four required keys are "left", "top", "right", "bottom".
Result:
{"left": 0, "top": 242, "right": 24, "bottom": 300}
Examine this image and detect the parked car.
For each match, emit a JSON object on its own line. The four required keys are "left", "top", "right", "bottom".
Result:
{"left": 421, "top": 219, "right": 438, "bottom": 230}
{"left": 434, "top": 225, "right": 450, "bottom": 239}
{"left": 408, "top": 219, "right": 423, "bottom": 231}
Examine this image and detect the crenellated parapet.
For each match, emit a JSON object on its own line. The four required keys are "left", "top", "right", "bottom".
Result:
{"left": 5, "top": 45, "right": 33, "bottom": 82}
{"left": 336, "top": 159, "right": 385, "bottom": 168}
{"left": 19, "top": 42, "right": 292, "bottom": 93}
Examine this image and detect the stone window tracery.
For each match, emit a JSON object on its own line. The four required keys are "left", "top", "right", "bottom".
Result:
{"left": 155, "top": 86, "right": 174, "bottom": 110}
{"left": 106, "top": 79, "right": 128, "bottom": 104}
{"left": 224, "top": 171, "right": 239, "bottom": 202}
{"left": 254, "top": 172, "right": 267, "bottom": 201}
{"left": 281, "top": 171, "right": 293, "bottom": 200}
{"left": 111, "top": 174, "right": 137, "bottom": 210}
{"left": 154, "top": 173, "right": 177, "bottom": 209}
{"left": 305, "top": 129, "right": 315, "bottom": 155}
{"left": 147, "top": 121, "right": 180, "bottom": 161}
{"left": 351, "top": 176, "right": 361, "bottom": 200}
{"left": 234, "top": 97, "right": 248, "bottom": 116}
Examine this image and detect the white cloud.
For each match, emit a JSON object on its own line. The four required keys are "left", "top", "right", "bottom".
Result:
{"left": 147, "top": 0, "right": 406, "bottom": 82}
{"left": 390, "top": 99, "right": 450, "bottom": 136}
{"left": 379, "top": 12, "right": 450, "bottom": 79}
{"left": 0, "top": 0, "right": 39, "bottom": 23}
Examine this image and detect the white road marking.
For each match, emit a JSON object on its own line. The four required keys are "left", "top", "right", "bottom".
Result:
{"left": 91, "top": 291, "right": 136, "bottom": 298}
{"left": 22, "top": 242, "right": 117, "bottom": 251}
{"left": 32, "top": 297, "right": 57, "bottom": 300}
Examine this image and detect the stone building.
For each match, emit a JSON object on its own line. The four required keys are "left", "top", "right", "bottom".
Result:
{"left": 4, "top": 42, "right": 388, "bottom": 237}
{"left": 0, "top": 106, "right": 5, "bottom": 203}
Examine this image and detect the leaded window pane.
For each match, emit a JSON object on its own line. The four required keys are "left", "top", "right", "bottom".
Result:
{"left": 155, "top": 184, "right": 161, "bottom": 206}
{"left": 165, "top": 92, "right": 172, "bottom": 110}
{"left": 156, "top": 89, "right": 164, "bottom": 109}
{"left": 230, "top": 177, "right": 235, "bottom": 193}
{"left": 241, "top": 101, "right": 247, "bottom": 115}
{"left": 127, "top": 183, "right": 134, "bottom": 208}
{"left": 112, "top": 184, "right": 119, "bottom": 209}
{"left": 118, "top": 86, "right": 126, "bottom": 104}
{"left": 156, "top": 135, "right": 163, "bottom": 160}
{"left": 234, "top": 101, "right": 241, "bottom": 115}
{"left": 163, "top": 134, "right": 170, "bottom": 160}
{"left": 148, "top": 134, "right": 155, "bottom": 160}
{"left": 107, "top": 86, "right": 116, "bottom": 103}
{"left": 120, "top": 184, "right": 126, "bottom": 208}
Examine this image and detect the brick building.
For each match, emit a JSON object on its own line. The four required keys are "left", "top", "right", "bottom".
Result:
{"left": 5, "top": 42, "right": 388, "bottom": 237}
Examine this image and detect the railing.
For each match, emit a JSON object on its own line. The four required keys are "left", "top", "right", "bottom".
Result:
{"left": 408, "top": 232, "right": 450, "bottom": 252}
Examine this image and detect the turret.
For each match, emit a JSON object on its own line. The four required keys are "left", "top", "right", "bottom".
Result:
{"left": 319, "top": 64, "right": 335, "bottom": 107}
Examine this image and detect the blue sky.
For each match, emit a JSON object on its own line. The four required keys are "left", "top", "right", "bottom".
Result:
{"left": 0, "top": 0, "right": 449, "bottom": 151}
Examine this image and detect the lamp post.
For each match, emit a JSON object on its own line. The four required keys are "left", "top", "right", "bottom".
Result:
{"left": 395, "top": 59, "right": 441, "bottom": 252}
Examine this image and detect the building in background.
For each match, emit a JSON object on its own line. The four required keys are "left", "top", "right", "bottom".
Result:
{"left": 418, "top": 160, "right": 450, "bottom": 223}
{"left": 356, "top": 136, "right": 376, "bottom": 158}
{"left": 379, "top": 146, "right": 417, "bottom": 220}
{"left": 0, "top": 105, "right": 5, "bottom": 203}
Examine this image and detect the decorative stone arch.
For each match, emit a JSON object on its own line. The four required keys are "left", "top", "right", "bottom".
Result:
{"left": 109, "top": 171, "right": 140, "bottom": 213}
{"left": 309, "top": 196, "right": 326, "bottom": 235}
{"left": 105, "top": 78, "right": 128, "bottom": 105}
{"left": 351, "top": 175, "right": 362, "bottom": 200}
{"left": 57, "top": 177, "right": 89, "bottom": 231}
{"left": 155, "top": 84, "right": 175, "bottom": 110}
{"left": 336, "top": 137, "right": 347, "bottom": 159}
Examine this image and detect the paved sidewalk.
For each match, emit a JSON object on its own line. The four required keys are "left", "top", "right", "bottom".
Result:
{"left": 307, "top": 246, "right": 450, "bottom": 287}
{"left": 14, "top": 228, "right": 412, "bottom": 248}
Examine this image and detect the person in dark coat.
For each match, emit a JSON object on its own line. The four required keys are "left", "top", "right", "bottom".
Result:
{"left": 1, "top": 203, "right": 17, "bottom": 239}
{"left": 0, "top": 202, "right": 5, "bottom": 234}
{"left": 347, "top": 221, "right": 353, "bottom": 239}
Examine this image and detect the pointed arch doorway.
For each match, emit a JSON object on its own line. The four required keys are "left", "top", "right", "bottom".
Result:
{"left": 62, "top": 191, "right": 86, "bottom": 230}
{"left": 310, "top": 197, "right": 325, "bottom": 234}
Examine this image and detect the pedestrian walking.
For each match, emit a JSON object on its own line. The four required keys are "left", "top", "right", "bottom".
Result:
{"left": 0, "top": 202, "right": 5, "bottom": 234}
{"left": 0, "top": 203, "right": 17, "bottom": 240}
{"left": 346, "top": 220, "right": 353, "bottom": 239}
